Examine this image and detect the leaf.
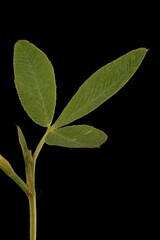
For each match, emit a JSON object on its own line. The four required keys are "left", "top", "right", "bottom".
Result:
{"left": 45, "top": 125, "right": 107, "bottom": 148}
{"left": 14, "top": 40, "right": 56, "bottom": 127}
{"left": 53, "top": 48, "right": 148, "bottom": 128}
{"left": 17, "top": 126, "right": 28, "bottom": 160}
{"left": 0, "top": 154, "right": 14, "bottom": 176}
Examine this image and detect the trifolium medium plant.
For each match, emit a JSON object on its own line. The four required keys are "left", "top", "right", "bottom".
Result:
{"left": 0, "top": 40, "right": 148, "bottom": 239}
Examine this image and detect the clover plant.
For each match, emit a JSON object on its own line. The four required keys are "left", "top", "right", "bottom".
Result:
{"left": 0, "top": 40, "right": 147, "bottom": 239}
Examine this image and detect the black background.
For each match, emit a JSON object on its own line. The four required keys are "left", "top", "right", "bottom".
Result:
{"left": 0, "top": 2, "right": 158, "bottom": 239}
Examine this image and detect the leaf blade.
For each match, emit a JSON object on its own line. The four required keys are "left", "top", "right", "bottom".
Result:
{"left": 14, "top": 40, "right": 56, "bottom": 127}
{"left": 45, "top": 125, "right": 107, "bottom": 148}
{"left": 53, "top": 48, "right": 147, "bottom": 128}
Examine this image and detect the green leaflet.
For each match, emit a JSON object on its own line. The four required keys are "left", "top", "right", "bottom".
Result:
{"left": 45, "top": 125, "right": 107, "bottom": 148}
{"left": 14, "top": 40, "right": 56, "bottom": 127}
{"left": 53, "top": 48, "right": 148, "bottom": 128}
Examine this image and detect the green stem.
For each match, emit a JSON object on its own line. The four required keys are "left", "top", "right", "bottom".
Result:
{"left": 29, "top": 193, "right": 37, "bottom": 240}
{"left": 1, "top": 127, "right": 51, "bottom": 240}
{"left": 26, "top": 160, "right": 36, "bottom": 240}
{"left": 27, "top": 127, "right": 51, "bottom": 240}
